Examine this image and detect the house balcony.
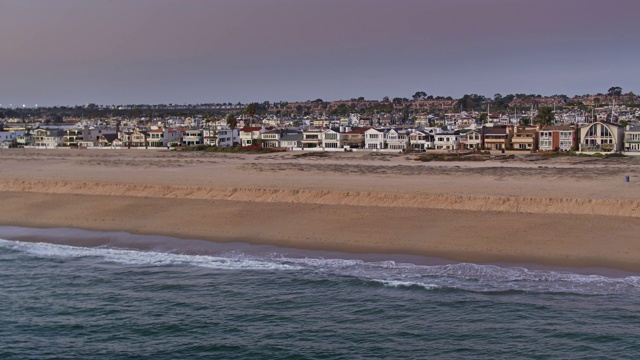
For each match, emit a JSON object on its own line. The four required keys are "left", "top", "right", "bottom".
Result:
{"left": 580, "top": 144, "right": 615, "bottom": 152}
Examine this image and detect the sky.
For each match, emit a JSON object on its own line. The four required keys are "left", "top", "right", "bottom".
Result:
{"left": 1, "top": 0, "right": 639, "bottom": 106}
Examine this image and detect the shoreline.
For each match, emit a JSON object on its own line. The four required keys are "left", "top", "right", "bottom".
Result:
{"left": 2, "top": 225, "right": 638, "bottom": 278}
{"left": 1, "top": 191, "right": 640, "bottom": 272}
{"left": 1, "top": 150, "right": 639, "bottom": 273}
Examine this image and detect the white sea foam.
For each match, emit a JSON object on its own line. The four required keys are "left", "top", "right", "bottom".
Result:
{"left": 377, "top": 280, "right": 441, "bottom": 290}
{"left": 1, "top": 238, "right": 639, "bottom": 295}
{"left": 0, "top": 239, "right": 302, "bottom": 271}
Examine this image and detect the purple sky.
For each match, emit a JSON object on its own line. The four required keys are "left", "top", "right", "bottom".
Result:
{"left": 1, "top": 0, "right": 639, "bottom": 106}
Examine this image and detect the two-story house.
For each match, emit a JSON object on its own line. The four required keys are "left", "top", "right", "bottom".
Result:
{"left": 301, "top": 129, "right": 325, "bottom": 148}
{"left": 364, "top": 128, "right": 385, "bottom": 150}
{"left": 322, "top": 128, "right": 340, "bottom": 149}
{"left": 579, "top": 121, "right": 625, "bottom": 153}
{"left": 434, "top": 131, "right": 461, "bottom": 150}
{"left": 385, "top": 129, "right": 410, "bottom": 150}
{"left": 460, "top": 129, "right": 482, "bottom": 150}
{"left": 624, "top": 126, "right": 640, "bottom": 154}
{"left": 181, "top": 129, "right": 202, "bottom": 146}
{"left": 538, "top": 125, "right": 578, "bottom": 152}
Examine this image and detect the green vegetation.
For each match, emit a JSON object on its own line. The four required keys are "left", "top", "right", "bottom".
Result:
{"left": 535, "top": 107, "right": 555, "bottom": 126}
{"left": 293, "top": 152, "right": 329, "bottom": 158}
{"left": 180, "top": 145, "right": 285, "bottom": 153}
{"left": 415, "top": 153, "right": 495, "bottom": 162}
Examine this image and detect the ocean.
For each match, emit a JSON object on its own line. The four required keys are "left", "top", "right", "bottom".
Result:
{"left": 1, "top": 227, "right": 639, "bottom": 359}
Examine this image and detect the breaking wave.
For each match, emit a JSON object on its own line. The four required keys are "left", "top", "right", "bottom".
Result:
{"left": 1, "top": 238, "right": 639, "bottom": 295}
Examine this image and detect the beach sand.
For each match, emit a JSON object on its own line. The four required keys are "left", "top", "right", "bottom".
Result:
{"left": 0, "top": 149, "right": 639, "bottom": 271}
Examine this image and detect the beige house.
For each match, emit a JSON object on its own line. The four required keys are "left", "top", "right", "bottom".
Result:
{"left": 482, "top": 126, "right": 512, "bottom": 150}
{"left": 578, "top": 121, "right": 625, "bottom": 153}
{"left": 460, "top": 129, "right": 482, "bottom": 150}
{"left": 511, "top": 126, "right": 538, "bottom": 151}
{"left": 301, "top": 129, "right": 325, "bottom": 148}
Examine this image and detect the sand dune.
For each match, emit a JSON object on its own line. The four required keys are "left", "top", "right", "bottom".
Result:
{"left": 1, "top": 180, "right": 639, "bottom": 218}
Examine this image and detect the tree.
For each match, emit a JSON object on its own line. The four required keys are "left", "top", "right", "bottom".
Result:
{"left": 607, "top": 86, "right": 623, "bottom": 97}
{"left": 226, "top": 113, "right": 238, "bottom": 132}
{"left": 535, "top": 107, "right": 555, "bottom": 126}
{"left": 412, "top": 91, "right": 427, "bottom": 101}
{"left": 245, "top": 103, "right": 257, "bottom": 126}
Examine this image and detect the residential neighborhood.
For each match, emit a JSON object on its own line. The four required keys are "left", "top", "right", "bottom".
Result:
{"left": 1, "top": 90, "right": 639, "bottom": 155}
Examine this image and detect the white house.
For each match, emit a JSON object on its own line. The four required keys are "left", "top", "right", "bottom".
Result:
{"left": 624, "top": 126, "right": 640, "bottom": 155}
{"left": 434, "top": 132, "right": 461, "bottom": 150}
{"left": 239, "top": 126, "right": 265, "bottom": 146}
{"left": 181, "top": 129, "right": 202, "bottom": 146}
{"left": 322, "top": 128, "right": 340, "bottom": 149}
{"left": 364, "top": 128, "right": 385, "bottom": 150}
{"left": 385, "top": 129, "right": 410, "bottom": 150}
{"left": 30, "top": 128, "right": 64, "bottom": 148}
{"left": 408, "top": 129, "right": 434, "bottom": 151}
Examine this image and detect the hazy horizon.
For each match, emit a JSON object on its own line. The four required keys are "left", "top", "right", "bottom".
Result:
{"left": 1, "top": 0, "right": 639, "bottom": 106}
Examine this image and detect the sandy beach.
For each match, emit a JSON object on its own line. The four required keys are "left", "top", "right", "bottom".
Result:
{"left": 1, "top": 148, "right": 639, "bottom": 271}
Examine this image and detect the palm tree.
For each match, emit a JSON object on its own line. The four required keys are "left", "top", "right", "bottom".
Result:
{"left": 245, "top": 103, "right": 257, "bottom": 126}
{"left": 535, "top": 107, "right": 555, "bottom": 126}
{"left": 226, "top": 113, "right": 238, "bottom": 146}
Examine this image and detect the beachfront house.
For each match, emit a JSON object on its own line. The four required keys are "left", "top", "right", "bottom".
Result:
{"left": 364, "top": 128, "right": 385, "bottom": 150}
{"left": 322, "top": 128, "right": 341, "bottom": 149}
{"left": 63, "top": 128, "right": 82, "bottom": 147}
{"left": 385, "top": 129, "right": 410, "bottom": 151}
{"left": 163, "top": 128, "right": 182, "bottom": 147}
{"left": 82, "top": 126, "right": 117, "bottom": 147}
{"left": 280, "top": 133, "right": 302, "bottom": 149}
{"left": 260, "top": 129, "right": 281, "bottom": 148}
{"left": 434, "top": 131, "right": 461, "bottom": 150}
{"left": 460, "top": 129, "right": 482, "bottom": 150}
{"left": 301, "top": 129, "right": 325, "bottom": 149}
{"left": 239, "top": 126, "right": 264, "bottom": 146}
{"left": 30, "top": 128, "right": 64, "bottom": 149}
{"left": 202, "top": 125, "right": 238, "bottom": 147}
{"left": 215, "top": 126, "right": 237, "bottom": 147}
{"left": 578, "top": 121, "right": 625, "bottom": 153}
{"left": 146, "top": 128, "right": 165, "bottom": 147}
{"left": 341, "top": 127, "right": 369, "bottom": 148}
{"left": 181, "top": 129, "right": 202, "bottom": 146}
{"left": 623, "top": 126, "right": 640, "bottom": 155}
{"left": 0, "top": 130, "right": 22, "bottom": 148}
{"left": 482, "top": 126, "right": 512, "bottom": 150}
{"left": 511, "top": 126, "right": 538, "bottom": 151}
{"left": 120, "top": 129, "right": 147, "bottom": 148}
{"left": 538, "top": 125, "right": 578, "bottom": 152}
{"left": 408, "top": 129, "right": 434, "bottom": 151}
{"left": 97, "top": 134, "right": 120, "bottom": 148}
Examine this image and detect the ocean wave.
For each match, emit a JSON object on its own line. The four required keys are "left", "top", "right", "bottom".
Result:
{"left": 375, "top": 280, "right": 441, "bottom": 290}
{"left": 1, "top": 238, "right": 639, "bottom": 295}
{"left": 0, "top": 239, "right": 303, "bottom": 271}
